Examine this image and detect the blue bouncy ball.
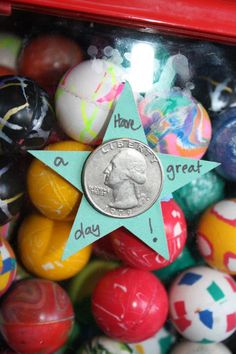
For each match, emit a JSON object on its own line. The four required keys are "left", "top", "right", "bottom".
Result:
{"left": 207, "top": 107, "right": 236, "bottom": 181}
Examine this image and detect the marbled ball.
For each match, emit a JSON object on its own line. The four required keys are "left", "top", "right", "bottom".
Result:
{"left": 197, "top": 198, "right": 236, "bottom": 274}
{"left": 0, "top": 278, "right": 74, "bottom": 354}
{"left": 0, "top": 76, "right": 54, "bottom": 152}
{"left": 169, "top": 266, "right": 236, "bottom": 343}
{"left": 170, "top": 341, "right": 232, "bottom": 354}
{"left": 208, "top": 107, "right": 236, "bottom": 181}
{"left": 0, "top": 237, "right": 16, "bottom": 297}
{"left": 174, "top": 171, "right": 225, "bottom": 221}
{"left": 18, "top": 213, "right": 92, "bottom": 281}
{"left": 92, "top": 267, "right": 168, "bottom": 342}
{"left": 55, "top": 59, "right": 125, "bottom": 145}
{"left": 139, "top": 90, "right": 212, "bottom": 159}
{"left": 0, "top": 156, "right": 24, "bottom": 226}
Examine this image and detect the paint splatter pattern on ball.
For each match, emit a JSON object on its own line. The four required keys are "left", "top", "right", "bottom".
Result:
{"left": 0, "top": 76, "right": 54, "bottom": 152}
{"left": 55, "top": 59, "right": 125, "bottom": 144}
{"left": 0, "top": 237, "right": 16, "bottom": 296}
{"left": 0, "top": 158, "right": 24, "bottom": 226}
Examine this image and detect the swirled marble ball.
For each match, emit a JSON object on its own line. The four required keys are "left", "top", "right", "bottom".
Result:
{"left": 197, "top": 198, "right": 236, "bottom": 274}
{"left": 0, "top": 278, "right": 74, "bottom": 354}
{"left": 0, "top": 76, "right": 54, "bottom": 152}
{"left": 55, "top": 59, "right": 125, "bottom": 145}
{"left": 169, "top": 266, "right": 236, "bottom": 343}
{"left": 139, "top": 90, "right": 212, "bottom": 159}
{"left": 0, "top": 237, "right": 16, "bottom": 297}
{"left": 0, "top": 156, "right": 24, "bottom": 226}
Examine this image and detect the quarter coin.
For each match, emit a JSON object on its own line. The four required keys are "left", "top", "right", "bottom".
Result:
{"left": 82, "top": 138, "right": 163, "bottom": 218}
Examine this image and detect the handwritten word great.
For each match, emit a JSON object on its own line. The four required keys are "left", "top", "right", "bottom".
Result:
{"left": 166, "top": 160, "right": 202, "bottom": 181}
{"left": 114, "top": 113, "right": 141, "bottom": 130}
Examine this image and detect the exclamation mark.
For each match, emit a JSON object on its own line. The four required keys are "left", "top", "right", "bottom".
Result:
{"left": 149, "top": 218, "right": 158, "bottom": 243}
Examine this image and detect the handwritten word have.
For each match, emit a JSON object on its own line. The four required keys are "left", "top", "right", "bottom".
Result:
{"left": 114, "top": 113, "right": 141, "bottom": 131}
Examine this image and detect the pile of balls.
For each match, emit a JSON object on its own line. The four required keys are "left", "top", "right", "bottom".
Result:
{"left": 0, "top": 26, "right": 235, "bottom": 354}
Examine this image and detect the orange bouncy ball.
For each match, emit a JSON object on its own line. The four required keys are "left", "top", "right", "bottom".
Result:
{"left": 27, "top": 140, "right": 93, "bottom": 220}
{"left": 18, "top": 213, "right": 92, "bottom": 281}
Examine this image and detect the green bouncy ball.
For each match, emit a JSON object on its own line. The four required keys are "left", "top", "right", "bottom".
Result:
{"left": 173, "top": 171, "right": 225, "bottom": 222}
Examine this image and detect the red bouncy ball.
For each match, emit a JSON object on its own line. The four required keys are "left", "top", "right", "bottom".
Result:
{"left": 18, "top": 34, "right": 84, "bottom": 92}
{"left": 0, "top": 279, "right": 74, "bottom": 354}
{"left": 92, "top": 267, "right": 168, "bottom": 342}
{"left": 111, "top": 199, "right": 187, "bottom": 271}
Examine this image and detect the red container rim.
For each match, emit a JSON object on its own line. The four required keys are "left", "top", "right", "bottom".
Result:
{"left": 4, "top": 0, "right": 236, "bottom": 43}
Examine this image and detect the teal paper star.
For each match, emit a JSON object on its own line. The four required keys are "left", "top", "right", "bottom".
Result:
{"left": 30, "top": 82, "right": 219, "bottom": 261}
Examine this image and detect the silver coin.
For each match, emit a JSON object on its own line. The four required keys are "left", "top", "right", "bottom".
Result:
{"left": 82, "top": 138, "right": 163, "bottom": 218}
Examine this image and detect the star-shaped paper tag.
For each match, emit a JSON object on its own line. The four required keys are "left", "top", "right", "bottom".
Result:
{"left": 30, "top": 82, "right": 219, "bottom": 261}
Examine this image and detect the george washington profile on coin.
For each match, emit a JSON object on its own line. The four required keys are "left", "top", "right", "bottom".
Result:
{"left": 82, "top": 138, "right": 163, "bottom": 218}
{"left": 103, "top": 148, "right": 147, "bottom": 209}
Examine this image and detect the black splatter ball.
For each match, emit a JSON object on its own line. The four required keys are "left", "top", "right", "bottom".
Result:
{"left": 189, "top": 43, "right": 236, "bottom": 113}
{"left": 0, "top": 156, "right": 24, "bottom": 225}
{"left": 192, "top": 65, "right": 236, "bottom": 114}
{"left": 0, "top": 76, "right": 54, "bottom": 153}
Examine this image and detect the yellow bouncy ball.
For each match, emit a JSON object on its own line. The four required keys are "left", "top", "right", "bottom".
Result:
{"left": 197, "top": 198, "right": 236, "bottom": 275}
{"left": 27, "top": 140, "right": 92, "bottom": 220}
{"left": 18, "top": 213, "right": 92, "bottom": 281}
